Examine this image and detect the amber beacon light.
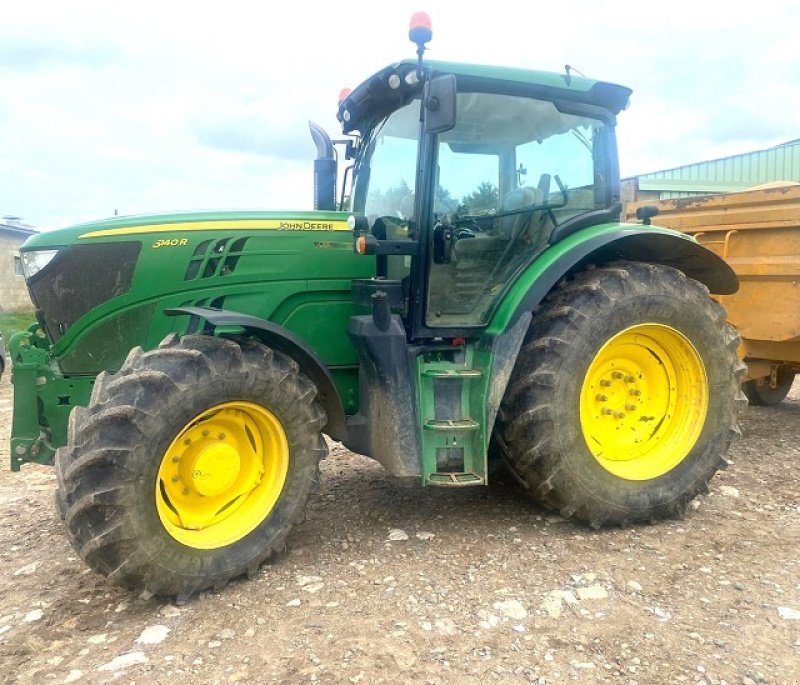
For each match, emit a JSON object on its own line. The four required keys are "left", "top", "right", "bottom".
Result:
{"left": 409, "top": 11, "right": 432, "bottom": 45}
{"left": 409, "top": 10, "right": 433, "bottom": 72}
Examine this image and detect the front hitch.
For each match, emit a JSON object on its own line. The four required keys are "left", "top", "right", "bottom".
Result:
{"left": 9, "top": 326, "right": 57, "bottom": 469}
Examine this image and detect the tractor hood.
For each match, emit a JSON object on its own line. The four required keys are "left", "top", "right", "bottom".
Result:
{"left": 20, "top": 209, "right": 350, "bottom": 251}
{"left": 17, "top": 208, "right": 367, "bottom": 367}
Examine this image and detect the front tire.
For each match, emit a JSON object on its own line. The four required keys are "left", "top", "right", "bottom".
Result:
{"left": 496, "top": 262, "right": 745, "bottom": 527}
{"left": 55, "top": 334, "right": 327, "bottom": 601}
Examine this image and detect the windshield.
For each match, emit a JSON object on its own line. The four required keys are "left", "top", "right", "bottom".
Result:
{"left": 351, "top": 98, "right": 421, "bottom": 220}
{"left": 350, "top": 99, "right": 421, "bottom": 288}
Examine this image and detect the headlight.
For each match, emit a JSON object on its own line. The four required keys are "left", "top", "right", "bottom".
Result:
{"left": 19, "top": 249, "right": 60, "bottom": 280}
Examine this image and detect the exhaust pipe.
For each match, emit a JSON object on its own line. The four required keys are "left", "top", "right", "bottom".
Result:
{"left": 309, "top": 121, "right": 337, "bottom": 211}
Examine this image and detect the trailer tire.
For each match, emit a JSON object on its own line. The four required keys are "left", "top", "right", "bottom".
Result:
{"left": 55, "top": 334, "right": 327, "bottom": 601}
{"left": 742, "top": 366, "right": 795, "bottom": 406}
{"left": 495, "top": 261, "right": 746, "bottom": 527}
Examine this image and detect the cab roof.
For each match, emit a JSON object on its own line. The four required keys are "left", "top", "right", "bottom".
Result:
{"left": 337, "top": 59, "right": 632, "bottom": 134}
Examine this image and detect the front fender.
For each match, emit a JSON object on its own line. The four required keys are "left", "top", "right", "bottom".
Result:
{"left": 485, "top": 224, "right": 738, "bottom": 337}
{"left": 165, "top": 306, "right": 347, "bottom": 441}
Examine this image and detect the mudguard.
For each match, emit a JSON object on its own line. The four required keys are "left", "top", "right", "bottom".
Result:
{"left": 486, "top": 226, "right": 738, "bottom": 337}
{"left": 165, "top": 306, "right": 347, "bottom": 441}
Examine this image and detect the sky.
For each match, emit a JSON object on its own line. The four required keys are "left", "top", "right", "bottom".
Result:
{"left": 1, "top": 0, "right": 798, "bottom": 230}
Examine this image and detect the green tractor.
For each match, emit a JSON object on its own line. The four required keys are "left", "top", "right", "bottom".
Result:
{"left": 10, "top": 15, "right": 744, "bottom": 601}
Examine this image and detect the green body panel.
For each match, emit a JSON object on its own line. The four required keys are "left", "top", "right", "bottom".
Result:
{"left": 12, "top": 210, "right": 374, "bottom": 467}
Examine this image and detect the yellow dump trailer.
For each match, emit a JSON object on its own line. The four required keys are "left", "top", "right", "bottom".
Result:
{"left": 626, "top": 184, "right": 800, "bottom": 405}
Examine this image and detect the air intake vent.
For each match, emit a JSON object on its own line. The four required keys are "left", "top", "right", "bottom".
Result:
{"left": 183, "top": 237, "right": 250, "bottom": 281}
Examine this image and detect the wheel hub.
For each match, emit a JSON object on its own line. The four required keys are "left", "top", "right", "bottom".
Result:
{"left": 156, "top": 401, "right": 289, "bottom": 548}
{"left": 181, "top": 441, "right": 242, "bottom": 497}
{"left": 580, "top": 324, "right": 708, "bottom": 480}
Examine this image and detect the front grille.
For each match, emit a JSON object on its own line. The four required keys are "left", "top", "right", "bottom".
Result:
{"left": 28, "top": 242, "right": 141, "bottom": 342}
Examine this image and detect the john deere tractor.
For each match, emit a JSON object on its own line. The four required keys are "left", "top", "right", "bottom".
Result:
{"left": 9, "top": 15, "right": 744, "bottom": 600}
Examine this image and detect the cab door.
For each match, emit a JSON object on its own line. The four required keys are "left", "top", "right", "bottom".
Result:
{"left": 418, "top": 91, "right": 609, "bottom": 337}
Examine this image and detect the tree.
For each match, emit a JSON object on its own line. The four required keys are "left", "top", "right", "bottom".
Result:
{"left": 461, "top": 182, "right": 499, "bottom": 213}
{"left": 365, "top": 179, "right": 412, "bottom": 217}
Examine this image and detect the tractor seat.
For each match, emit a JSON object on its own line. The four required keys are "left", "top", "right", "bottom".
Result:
{"left": 499, "top": 186, "right": 539, "bottom": 239}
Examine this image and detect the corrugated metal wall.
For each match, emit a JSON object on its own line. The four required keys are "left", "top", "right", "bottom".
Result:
{"left": 630, "top": 140, "right": 800, "bottom": 200}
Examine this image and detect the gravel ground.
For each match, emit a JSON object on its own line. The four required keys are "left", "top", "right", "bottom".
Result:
{"left": 0, "top": 371, "right": 798, "bottom": 684}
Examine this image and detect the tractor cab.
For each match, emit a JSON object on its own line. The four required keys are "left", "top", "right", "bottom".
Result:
{"left": 325, "top": 32, "right": 638, "bottom": 486}
{"left": 338, "top": 57, "right": 630, "bottom": 339}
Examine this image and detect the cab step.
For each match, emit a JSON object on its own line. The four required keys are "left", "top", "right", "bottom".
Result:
{"left": 427, "top": 472, "right": 485, "bottom": 486}
{"left": 417, "top": 347, "right": 488, "bottom": 487}
{"left": 424, "top": 419, "right": 480, "bottom": 431}
{"left": 422, "top": 368, "right": 483, "bottom": 378}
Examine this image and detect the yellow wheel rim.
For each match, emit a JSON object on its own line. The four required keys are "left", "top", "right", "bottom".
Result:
{"left": 579, "top": 324, "right": 708, "bottom": 481}
{"left": 155, "top": 401, "right": 289, "bottom": 549}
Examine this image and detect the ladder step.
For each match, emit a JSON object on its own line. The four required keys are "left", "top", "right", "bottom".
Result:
{"left": 427, "top": 472, "right": 485, "bottom": 486}
{"left": 422, "top": 368, "right": 483, "bottom": 378}
{"left": 424, "top": 419, "right": 480, "bottom": 431}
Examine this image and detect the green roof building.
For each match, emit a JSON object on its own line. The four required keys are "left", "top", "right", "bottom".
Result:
{"left": 622, "top": 139, "right": 800, "bottom": 203}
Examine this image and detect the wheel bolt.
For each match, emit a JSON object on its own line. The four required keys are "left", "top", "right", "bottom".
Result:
{"left": 614, "top": 411, "right": 625, "bottom": 419}
{"left": 601, "top": 408, "right": 614, "bottom": 415}
{"left": 611, "top": 371, "right": 624, "bottom": 380}
{"left": 184, "top": 438, "right": 192, "bottom": 445}
{"left": 218, "top": 433, "right": 226, "bottom": 440}
{"left": 630, "top": 389, "right": 641, "bottom": 396}
{"left": 600, "top": 379, "right": 612, "bottom": 387}
{"left": 172, "top": 455, "right": 180, "bottom": 463}
{"left": 182, "top": 487, "right": 190, "bottom": 496}
{"left": 171, "top": 475, "right": 179, "bottom": 483}
{"left": 202, "top": 430, "right": 210, "bottom": 437}
{"left": 596, "top": 394, "right": 608, "bottom": 402}
{"left": 625, "top": 375, "right": 636, "bottom": 383}
{"left": 625, "top": 404, "right": 636, "bottom": 411}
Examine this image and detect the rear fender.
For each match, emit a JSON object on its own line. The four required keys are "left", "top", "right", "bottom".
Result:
{"left": 165, "top": 306, "right": 347, "bottom": 441}
{"left": 486, "top": 226, "right": 738, "bottom": 337}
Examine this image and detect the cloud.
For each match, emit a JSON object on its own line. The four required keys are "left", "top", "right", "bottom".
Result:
{"left": 192, "top": 115, "right": 316, "bottom": 162}
{"left": 0, "top": 36, "right": 117, "bottom": 71}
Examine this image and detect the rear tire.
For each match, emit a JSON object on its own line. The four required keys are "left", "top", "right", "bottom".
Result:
{"left": 55, "top": 334, "right": 327, "bottom": 601}
{"left": 742, "top": 366, "right": 795, "bottom": 406}
{"left": 495, "top": 262, "right": 746, "bottom": 527}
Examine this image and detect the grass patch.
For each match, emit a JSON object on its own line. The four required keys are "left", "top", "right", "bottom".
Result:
{"left": 0, "top": 310, "right": 36, "bottom": 343}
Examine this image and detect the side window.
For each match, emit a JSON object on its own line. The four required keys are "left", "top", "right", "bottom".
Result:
{"left": 437, "top": 146, "right": 498, "bottom": 217}
{"left": 426, "top": 93, "right": 607, "bottom": 327}
{"left": 516, "top": 122, "right": 603, "bottom": 223}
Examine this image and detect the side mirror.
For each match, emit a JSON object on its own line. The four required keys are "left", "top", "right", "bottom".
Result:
{"left": 635, "top": 205, "right": 660, "bottom": 226}
{"left": 423, "top": 74, "right": 456, "bottom": 134}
